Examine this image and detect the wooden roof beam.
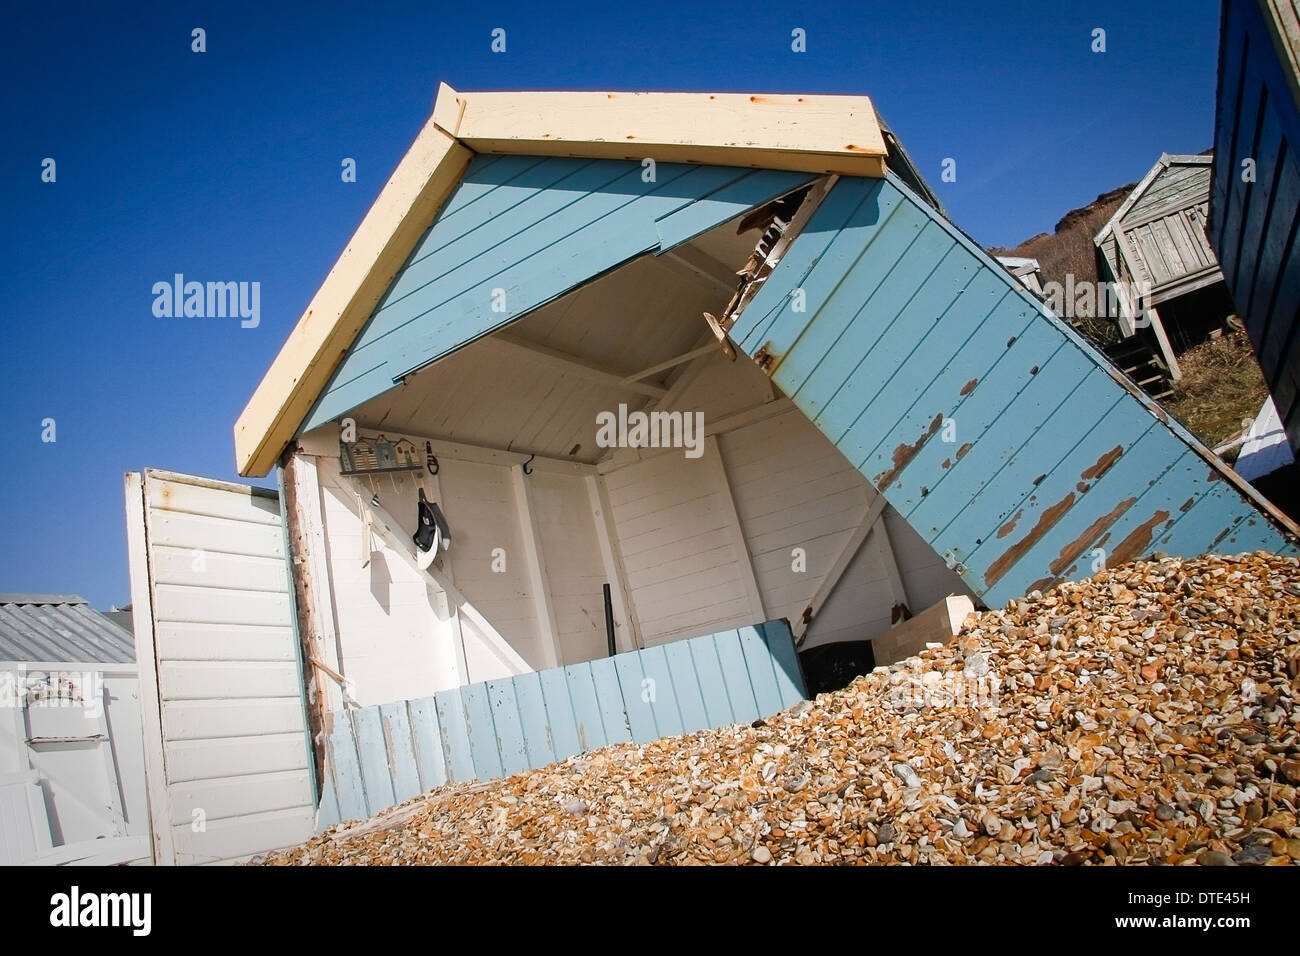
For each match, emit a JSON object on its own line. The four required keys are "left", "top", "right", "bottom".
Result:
{"left": 431, "top": 84, "right": 887, "bottom": 177}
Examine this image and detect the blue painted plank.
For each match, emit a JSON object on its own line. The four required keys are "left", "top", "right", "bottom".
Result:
{"left": 944, "top": 363, "right": 1115, "bottom": 570}
{"left": 774, "top": 204, "right": 933, "bottom": 400}
{"left": 978, "top": 419, "right": 1166, "bottom": 592}
{"left": 1214, "top": 497, "right": 1297, "bottom": 553}
{"left": 1219, "top": 67, "right": 1266, "bottom": 287}
{"left": 406, "top": 695, "right": 447, "bottom": 792}
{"left": 712, "top": 630, "right": 761, "bottom": 725}
{"left": 943, "top": 377, "right": 1137, "bottom": 574}
{"left": 753, "top": 191, "right": 913, "bottom": 365}
{"left": 736, "top": 625, "right": 783, "bottom": 716}
{"left": 661, "top": 639, "right": 708, "bottom": 733}
{"left": 563, "top": 663, "right": 608, "bottom": 753}
{"left": 1236, "top": 105, "right": 1287, "bottom": 318}
{"left": 636, "top": 644, "right": 686, "bottom": 738}
{"left": 511, "top": 672, "right": 557, "bottom": 769}
{"left": 655, "top": 168, "right": 814, "bottom": 249}
{"left": 732, "top": 176, "right": 885, "bottom": 354}
{"left": 982, "top": 444, "right": 1202, "bottom": 607}
{"left": 849, "top": 284, "right": 1031, "bottom": 485}
{"left": 888, "top": 333, "right": 1085, "bottom": 520}
{"left": 759, "top": 620, "right": 807, "bottom": 706}
{"left": 1151, "top": 481, "right": 1249, "bottom": 558}
{"left": 323, "top": 718, "right": 365, "bottom": 823}
{"left": 1245, "top": 144, "right": 1300, "bottom": 360}
{"left": 795, "top": 237, "right": 971, "bottom": 424}
{"left": 303, "top": 157, "right": 812, "bottom": 431}
{"left": 685, "top": 634, "right": 736, "bottom": 727}
{"left": 485, "top": 678, "right": 530, "bottom": 776}
{"left": 460, "top": 682, "right": 504, "bottom": 781}
{"left": 902, "top": 318, "right": 1082, "bottom": 535}
{"left": 818, "top": 271, "right": 1016, "bottom": 467}
{"left": 379, "top": 700, "right": 421, "bottom": 803}
{"left": 1212, "top": 8, "right": 1249, "bottom": 236}
{"left": 434, "top": 688, "right": 476, "bottom": 784}
{"left": 316, "top": 774, "right": 341, "bottom": 829}
{"left": 538, "top": 667, "right": 582, "bottom": 761}
{"left": 612, "top": 651, "right": 659, "bottom": 744}
{"left": 352, "top": 706, "right": 395, "bottom": 814}
{"left": 589, "top": 656, "right": 633, "bottom": 746}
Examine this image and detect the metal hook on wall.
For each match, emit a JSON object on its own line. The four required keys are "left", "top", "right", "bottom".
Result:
{"left": 522, "top": 453, "right": 535, "bottom": 476}
{"left": 425, "top": 441, "right": 439, "bottom": 476}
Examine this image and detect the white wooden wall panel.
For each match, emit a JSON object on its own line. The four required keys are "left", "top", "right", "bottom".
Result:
{"left": 125, "top": 470, "right": 315, "bottom": 865}
{"left": 434, "top": 458, "right": 550, "bottom": 670}
{"left": 528, "top": 471, "right": 610, "bottom": 664}
{"left": 314, "top": 458, "right": 461, "bottom": 702}
{"left": 603, "top": 452, "right": 753, "bottom": 644}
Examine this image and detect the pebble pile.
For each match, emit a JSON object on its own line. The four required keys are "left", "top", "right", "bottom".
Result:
{"left": 258, "top": 552, "right": 1300, "bottom": 865}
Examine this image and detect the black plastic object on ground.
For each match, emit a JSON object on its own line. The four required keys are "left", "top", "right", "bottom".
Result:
{"left": 798, "top": 639, "right": 877, "bottom": 697}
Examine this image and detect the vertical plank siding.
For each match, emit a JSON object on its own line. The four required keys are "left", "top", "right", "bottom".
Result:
{"left": 316, "top": 620, "right": 806, "bottom": 828}
{"left": 301, "top": 155, "right": 812, "bottom": 432}
{"left": 730, "top": 174, "right": 1299, "bottom": 610}
{"left": 1212, "top": 0, "right": 1300, "bottom": 452}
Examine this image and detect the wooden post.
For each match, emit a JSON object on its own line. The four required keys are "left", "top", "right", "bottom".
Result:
{"left": 122, "top": 471, "right": 173, "bottom": 867}
{"left": 509, "top": 465, "right": 563, "bottom": 668}
{"left": 793, "top": 492, "right": 889, "bottom": 641}
{"left": 704, "top": 435, "right": 767, "bottom": 622}
{"left": 1145, "top": 303, "right": 1183, "bottom": 380}
{"left": 282, "top": 455, "right": 345, "bottom": 717}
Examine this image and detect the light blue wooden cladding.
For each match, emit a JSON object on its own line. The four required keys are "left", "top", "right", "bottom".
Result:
{"left": 731, "top": 173, "right": 1299, "bottom": 610}
{"left": 316, "top": 620, "right": 806, "bottom": 829}
{"left": 300, "top": 155, "right": 813, "bottom": 433}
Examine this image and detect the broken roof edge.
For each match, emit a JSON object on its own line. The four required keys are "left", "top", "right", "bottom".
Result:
{"left": 234, "top": 83, "right": 889, "bottom": 476}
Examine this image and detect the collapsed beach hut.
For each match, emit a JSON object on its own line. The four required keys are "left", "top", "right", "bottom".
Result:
{"left": 124, "top": 86, "right": 1299, "bottom": 864}
{"left": 1094, "top": 153, "right": 1231, "bottom": 380}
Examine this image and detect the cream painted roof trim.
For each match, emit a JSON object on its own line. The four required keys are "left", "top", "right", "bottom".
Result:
{"left": 235, "top": 84, "right": 888, "bottom": 476}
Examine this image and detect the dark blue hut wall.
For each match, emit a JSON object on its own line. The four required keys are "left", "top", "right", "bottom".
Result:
{"left": 730, "top": 174, "right": 1298, "bottom": 609}
{"left": 1212, "top": 0, "right": 1300, "bottom": 452}
{"left": 301, "top": 155, "right": 813, "bottom": 433}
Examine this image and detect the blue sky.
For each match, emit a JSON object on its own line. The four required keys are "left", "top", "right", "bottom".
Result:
{"left": 0, "top": 0, "right": 1221, "bottom": 609}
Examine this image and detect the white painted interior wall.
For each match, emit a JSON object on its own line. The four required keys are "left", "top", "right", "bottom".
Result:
{"left": 296, "top": 352, "right": 974, "bottom": 706}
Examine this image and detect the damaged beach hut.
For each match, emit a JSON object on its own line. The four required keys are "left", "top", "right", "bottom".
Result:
{"left": 124, "top": 86, "right": 1300, "bottom": 864}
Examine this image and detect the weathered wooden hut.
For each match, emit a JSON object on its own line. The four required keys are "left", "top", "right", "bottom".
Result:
{"left": 1094, "top": 153, "right": 1230, "bottom": 379}
{"left": 124, "top": 86, "right": 1300, "bottom": 864}
{"left": 1211, "top": 0, "right": 1300, "bottom": 454}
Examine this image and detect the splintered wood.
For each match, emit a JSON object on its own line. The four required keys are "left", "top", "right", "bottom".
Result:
{"left": 257, "top": 553, "right": 1300, "bottom": 866}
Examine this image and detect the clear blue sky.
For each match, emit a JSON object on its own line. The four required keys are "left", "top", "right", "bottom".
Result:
{"left": 0, "top": 0, "right": 1221, "bottom": 609}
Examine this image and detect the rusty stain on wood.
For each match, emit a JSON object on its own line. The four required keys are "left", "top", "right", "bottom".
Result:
{"left": 1210, "top": 523, "right": 1236, "bottom": 549}
{"left": 959, "top": 378, "right": 978, "bottom": 396}
{"left": 985, "top": 493, "right": 1077, "bottom": 586}
{"left": 997, "top": 509, "right": 1024, "bottom": 539}
{"left": 1081, "top": 446, "right": 1124, "bottom": 481}
{"left": 1180, "top": 496, "right": 1197, "bottom": 513}
{"left": 875, "top": 413, "right": 945, "bottom": 490}
{"left": 1047, "top": 497, "right": 1138, "bottom": 578}
{"left": 1109, "top": 510, "right": 1172, "bottom": 567}
{"left": 955, "top": 442, "right": 973, "bottom": 460}
{"left": 942, "top": 458, "right": 952, "bottom": 470}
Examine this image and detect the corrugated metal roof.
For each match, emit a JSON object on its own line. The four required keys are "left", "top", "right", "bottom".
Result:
{"left": 0, "top": 594, "right": 135, "bottom": 664}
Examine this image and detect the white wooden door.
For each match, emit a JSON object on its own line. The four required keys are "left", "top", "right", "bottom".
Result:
{"left": 124, "top": 469, "right": 315, "bottom": 865}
